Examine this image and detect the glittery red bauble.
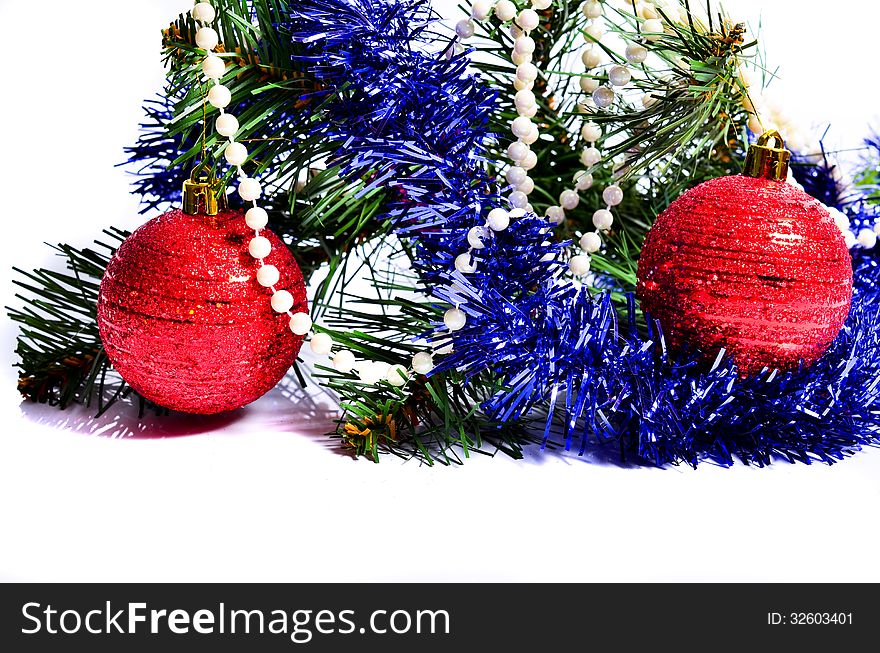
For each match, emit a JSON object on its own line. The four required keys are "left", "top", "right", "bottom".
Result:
{"left": 636, "top": 175, "right": 853, "bottom": 375}
{"left": 97, "top": 208, "right": 306, "bottom": 414}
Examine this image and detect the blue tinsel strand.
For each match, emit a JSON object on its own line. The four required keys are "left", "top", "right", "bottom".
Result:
{"left": 123, "top": 90, "right": 196, "bottom": 213}
{"left": 130, "top": 0, "right": 880, "bottom": 466}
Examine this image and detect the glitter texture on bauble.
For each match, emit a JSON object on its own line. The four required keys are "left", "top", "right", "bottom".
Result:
{"left": 97, "top": 208, "right": 306, "bottom": 413}
{"left": 637, "top": 174, "right": 853, "bottom": 375}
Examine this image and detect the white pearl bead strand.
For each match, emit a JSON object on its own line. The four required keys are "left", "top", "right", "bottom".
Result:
{"left": 466, "top": 0, "right": 640, "bottom": 280}
{"left": 193, "top": 3, "right": 430, "bottom": 384}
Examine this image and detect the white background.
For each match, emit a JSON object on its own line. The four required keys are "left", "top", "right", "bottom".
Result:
{"left": 1, "top": 0, "right": 878, "bottom": 582}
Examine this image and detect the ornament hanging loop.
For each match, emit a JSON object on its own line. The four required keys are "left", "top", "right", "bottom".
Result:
{"left": 744, "top": 130, "right": 791, "bottom": 181}
{"left": 183, "top": 162, "right": 228, "bottom": 216}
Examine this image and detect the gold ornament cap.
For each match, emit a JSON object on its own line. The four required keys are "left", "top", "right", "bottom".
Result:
{"left": 182, "top": 163, "right": 227, "bottom": 216}
{"left": 744, "top": 129, "right": 791, "bottom": 181}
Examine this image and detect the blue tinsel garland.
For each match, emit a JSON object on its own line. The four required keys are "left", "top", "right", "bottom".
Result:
{"left": 128, "top": 0, "right": 880, "bottom": 466}
{"left": 284, "top": 0, "right": 880, "bottom": 466}
{"left": 123, "top": 90, "right": 194, "bottom": 214}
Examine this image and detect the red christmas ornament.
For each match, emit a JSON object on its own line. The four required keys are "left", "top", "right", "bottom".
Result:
{"left": 97, "top": 207, "right": 306, "bottom": 414}
{"left": 636, "top": 131, "right": 853, "bottom": 375}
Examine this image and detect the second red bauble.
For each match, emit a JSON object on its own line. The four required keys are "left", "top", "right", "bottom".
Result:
{"left": 636, "top": 174, "right": 853, "bottom": 375}
{"left": 98, "top": 208, "right": 306, "bottom": 414}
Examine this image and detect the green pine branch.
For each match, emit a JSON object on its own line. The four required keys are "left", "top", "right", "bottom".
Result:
{"left": 315, "top": 301, "right": 535, "bottom": 464}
